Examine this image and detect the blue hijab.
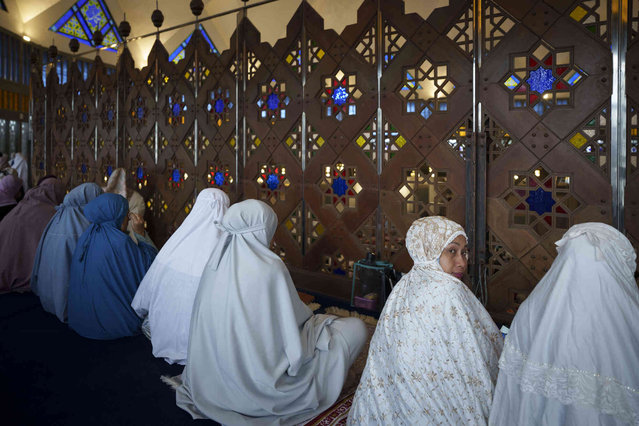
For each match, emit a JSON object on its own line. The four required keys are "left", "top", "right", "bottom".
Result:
{"left": 32, "top": 183, "right": 103, "bottom": 322}
{"left": 68, "top": 193, "right": 157, "bottom": 340}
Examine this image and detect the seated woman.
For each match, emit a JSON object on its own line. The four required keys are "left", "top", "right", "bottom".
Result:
{"left": 176, "top": 200, "right": 368, "bottom": 425}
{"left": 67, "top": 193, "right": 157, "bottom": 340}
{"left": 489, "top": 223, "right": 639, "bottom": 426}
{"left": 31, "top": 183, "right": 103, "bottom": 322}
{"left": 0, "top": 176, "right": 66, "bottom": 293}
{"left": 0, "top": 174, "right": 23, "bottom": 221}
{"left": 103, "top": 167, "right": 150, "bottom": 244}
{"left": 131, "top": 188, "right": 230, "bottom": 365}
{"left": 348, "top": 216, "right": 503, "bottom": 425}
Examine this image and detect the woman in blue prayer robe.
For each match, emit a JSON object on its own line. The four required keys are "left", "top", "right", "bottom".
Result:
{"left": 31, "top": 183, "right": 103, "bottom": 322}
{"left": 68, "top": 193, "right": 157, "bottom": 340}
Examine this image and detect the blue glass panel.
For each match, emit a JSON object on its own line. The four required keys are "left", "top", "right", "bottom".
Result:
{"left": 107, "top": 109, "right": 114, "bottom": 121}
{"left": 107, "top": 165, "right": 113, "bottom": 177}
{"left": 81, "top": 112, "right": 88, "bottom": 123}
{"left": 526, "top": 67, "right": 555, "bottom": 93}
{"left": 267, "top": 93, "right": 279, "bottom": 110}
{"left": 421, "top": 108, "right": 432, "bottom": 120}
{"left": 525, "top": 187, "right": 556, "bottom": 216}
{"left": 169, "top": 24, "right": 219, "bottom": 62}
{"left": 172, "top": 103, "right": 181, "bottom": 117}
{"left": 333, "top": 268, "right": 346, "bottom": 276}
{"left": 214, "top": 99, "right": 225, "bottom": 113}
{"left": 331, "top": 176, "right": 347, "bottom": 196}
{"left": 137, "top": 107, "right": 144, "bottom": 119}
{"left": 81, "top": 163, "right": 87, "bottom": 174}
{"left": 136, "top": 166, "right": 144, "bottom": 180}
{"left": 504, "top": 75, "right": 520, "bottom": 89}
{"left": 213, "top": 171, "right": 225, "bottom": 186}
{"left": 49, "top": 0, "right": 122, "bottom": 51}
{"left": 332, "top": 87, "right": 348, "bottom": 106}
{"left": 266, "top": 174, "right": 280, "bottom": 190}
{"left": 172, "top": 169, "right": 181, "bottom": 182}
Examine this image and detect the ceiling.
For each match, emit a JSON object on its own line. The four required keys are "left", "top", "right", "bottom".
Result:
{"left": 0, "top": 0, "right": 447, "bottom": 69}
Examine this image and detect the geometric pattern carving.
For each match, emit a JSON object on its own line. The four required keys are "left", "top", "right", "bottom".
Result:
{"left": 630, "top": 102, "right": 638, "bottom": 174}
{"left": 206, "top": 87, "right": 233, "bottom": 128}
{"left": 207, "top": 162, "right": 234, "bottom": 192}
{"left": 130, "top": 95, "right": 148, "bottom": 131}
{"left": 321, "top": 250, "right": 354, "bottom": 277}
{"left": 319, "top": 162, "right": 362, "bottom": 214}
{"left": 569, "top": 0, "right": 609, "bottom": 43}
{"left": 356, "top": 26, "right": 376, "bottom": 65}
{"left": 284, "top": 120, "right": 326, "bottom": 164}
{"left": 319, "top": 69, "right": 362, "bottom": 122}
{"left": 246, "top": 126, "right": 262, "bottom": 158}
{"left": 486, "top": 230, "right": 514, "bottom": 278}
{"left": 166, "top": 93, "right": 188, "bottom": 126}
{"left": 256, "top": 79, "right": 290, "bottom": 125}
{"left": 445, "top": 116, "right": 471, "bottom": 159}
{"left": 485, "top": 115, "right": 516, "bottom": 162}
{"left": 447, "top": 7, "right": 473, "bottom": 55}
{"left": 398, "top": 57, "right": 456, "bottom": 120}
{"left": 286, "top": 39, "right": 302, "bottom": 75}
{"left": 284, "top": 203, "right": 326, "bottom": 250}
{"left": 398, "top": 162, "right": 455, "bottom": 216}
{"left": 356, "top": 118, "right": 408, "bottom": 164}
{"left": 501, "top": 42, "right": 586, "bottom": 116}
{"left": 256, "top": 164, "right": 290, "bottom": 205}
{"left": 356, "top": 211, "right": 405, "bottom": 262}
{"left": 307, "top": 38, "right": 325, "bottom": 74}
{"left": 383, "top": 22, "right": 406, "bottom": 68}
{"left": 502, "top": 165, "right": 582, "bottom": 237}
{"left": 166, "top": 160, "right": 189, "bottom": 191}
{"left": 230, "top": 51, "right": 261, "bottom": 80}
{"left": 567, "top": 105, "right": 609, "bottom": 174}
{"left": 484, "top": 1, "right": 515, "bottom": 53}
{"left": 169, "top": 24, "right": 219, "bottom": 64}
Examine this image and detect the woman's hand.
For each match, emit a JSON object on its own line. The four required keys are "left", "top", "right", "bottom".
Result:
{"left": 129, "top": 212, "right": 145, "bottom": 235}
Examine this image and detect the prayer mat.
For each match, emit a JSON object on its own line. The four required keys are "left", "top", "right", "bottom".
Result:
{"left": 303, "top": 392, "right": 354, "bottom": 426}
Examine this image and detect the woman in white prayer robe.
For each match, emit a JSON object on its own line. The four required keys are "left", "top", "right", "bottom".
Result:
{"left": 348, "top": 216, "right": 503, "bottom": 425}
{"left": 176, "top": 199, "right": 368, "bottom": 425}
{"left": 489, "top": 222, "right": 639, "bottom": 426}
{"left": 131, "top": 188, "right": 230, "bottom": 365}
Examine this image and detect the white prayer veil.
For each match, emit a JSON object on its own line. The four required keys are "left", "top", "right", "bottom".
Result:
{"left": 349, "top": 216, "right": 502, "bottom": 425}
{"left": 131, "top": 189, "right": 230, "bottom": 364}
{"left": 103, "top": 168, "right": 127, "bottom": 198}
{"left": 490, "top": 222, "right": 639, "bottom": 426}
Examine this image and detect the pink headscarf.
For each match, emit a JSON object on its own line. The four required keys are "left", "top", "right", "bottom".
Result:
{"left": 0, "top": 175, "right": 23, "bottom": 207}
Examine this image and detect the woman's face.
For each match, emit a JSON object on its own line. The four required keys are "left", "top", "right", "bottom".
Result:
{"left": 438, "top": 234, "right": 468, "bottom": 279}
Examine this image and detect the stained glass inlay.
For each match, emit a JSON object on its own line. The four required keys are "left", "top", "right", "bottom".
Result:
{"left": 257, "top": 165, "right": 290, "bottom": 205}
{"left": 398, "top": 58, "right": 455, "bottom": 120}
{"left": 320, "top": 70, "right": 362, "bottom": 122}
{"left": 526, "top": 67, "right": 555, "bottom": 94}
{"left": 169, "top": 24, "right": 219, "bottom": 64}
{"left": 319, "top": 162, "right": 362, "bottom": 213}
{"left": 567, "top": 106, "right": 609, "bottom": 174}
{"left": 50, "top": 0, "right": 122, "bottom": 51}
{"left": 206, "top": 88, "right": 233, "bottom": 127}
{"left": 207, "top": 163, "right": 233, "bottom": 191}
{"left": 398, "top": 162, "right": 455, "bottom": 216}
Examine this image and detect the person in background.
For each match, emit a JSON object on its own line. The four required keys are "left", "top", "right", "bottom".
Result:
{"left": 103, "top": 167, "right": 150, "bottom": 245}
{"left": 0, "top": 176, "right": 65, "bottom": 293}
{"left": 0, "top": 174, "right": 23, "bottom": 221}
{"left": 67, "top": 193, "right": 157, "bottom": 340}
{"left": 132, "top": 188, "right": 230, "bottom": 365}
{"left": 348, "top": 216, "right": 503, "bottom": 425}
{"left": 176, "top": 200, "right": 368, "bottom": 425}
{"left": 9, "top": 152, "right": 29, "bottom": 194}
{"left": 0, "top": 152, "right": 17, "bottom": 179}
{"left": 489, "top": 223, "right": 639, "bottom": 426}
{"left": 31, "top": 183, "right": 103, "bottom": 322}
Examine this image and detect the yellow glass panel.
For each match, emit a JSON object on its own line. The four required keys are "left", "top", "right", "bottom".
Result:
{"left": 356, "top": 136, "right": 367, "bottom": 147}
{"left": 570, "top": 6, "right": 588, "bottom": 22}
{"left": 316, "top": 137, "right": 325, "bottom": 147}
{"left": 570, "top": 132, "right": 588, "bottom": 149}
{"left": 285, "top": 219, "right": 294, "bottom": 230}
{"left": 395, "top": 135, "right": 407, "bottom": 148}
{"left": 286, "top": 54, "right": 294, "bottom": 64}
{"left": 317, "top": 49, "right": 325, "bottom": 59}
{"left": 315, "top": 223, "right": 325, "bottom": 235}
{"left": 254, "top": 138, "right": 261, "bottom": 147}
{"left": 286, "top": 136, "right": 295, "bottom": 146}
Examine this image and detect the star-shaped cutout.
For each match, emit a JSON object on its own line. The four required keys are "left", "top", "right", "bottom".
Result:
{"left": 525, "top": 187, "right": 556, "bottom": 216}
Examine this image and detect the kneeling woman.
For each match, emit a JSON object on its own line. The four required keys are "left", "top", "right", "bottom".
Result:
{"left": 348, "top": 216, "right": 503, "bottom": 425}
{"left": 176, "top": 200, "right": 368, "bottom": 425}
{"left": 68, "top": 193, "right": 157, "bottom": 339}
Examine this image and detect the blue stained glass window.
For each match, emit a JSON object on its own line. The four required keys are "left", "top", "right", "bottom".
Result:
{"left": 49, "top": 0, "right": 122, "bottom": 52}
{"left": 107, "top": 109, "right": 114, "bottom": 121}
{"left": 267, "top": 93, "right": 279, "bottom": 110}
{"left": 332, "top": 176, "right": 348, "bottom": 196}
{"left": 137, "top": 107, "right": 144, "bottom": 119}
{"left": 525, "top": 187, "right": 556, "bottom": 216}
{"left": 172, "top": 103, "right": 181, "bottom": 117}
{"left": 332, "top": 87, "right": 348, "bottom": 106}
{"left": 266, "top": 174, "right": 280, "bottom": 190}
{"left": 214, "top": 99, "right": 225, "bottom": 114}
{"left": 169, "top": 24, "right": 220, "bottom": 63}
{"left": 136, "top": 166, "right": 144, "bottom": 180}
{"left": 172, "top": 169, "right": 181, "bottom": 182}
{"left": 81, "top": 163, "right": 87, "bottom": 174}
{"left": 81, "top": 112, "right": 88, "bottom": 123}
{"left": 107, "top": 165, "right": 113, "bottom": 177}
{"left": 504, "top": 75, "right": 520, "bottom": 90}
{"left": 213, "top": 171, "right": 225, "bottom": 186}
{"left": 526, "top": 67, "right": 555, "bottom": 93}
